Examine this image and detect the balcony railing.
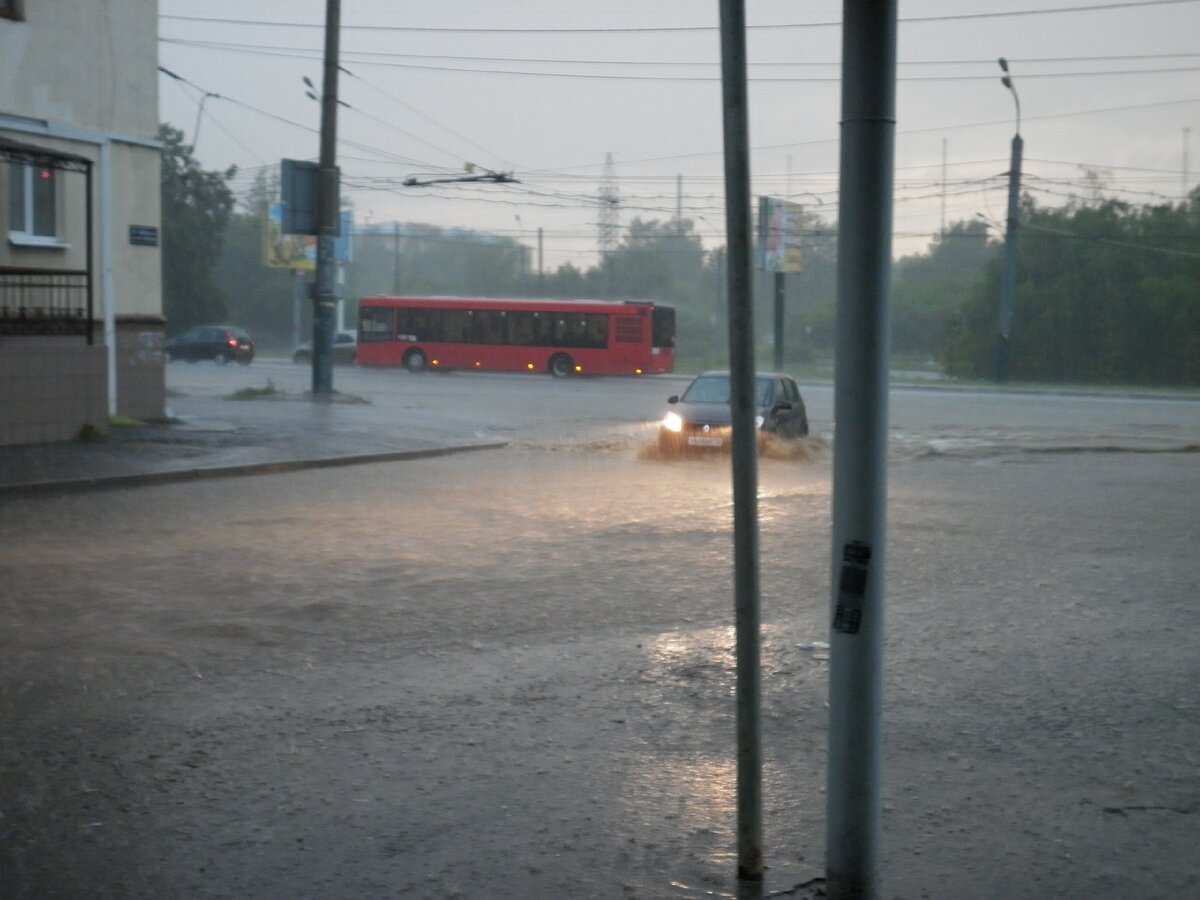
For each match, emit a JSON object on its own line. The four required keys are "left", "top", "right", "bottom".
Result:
{"left": 0, "top": 268, "right": 93, "bottom": 342}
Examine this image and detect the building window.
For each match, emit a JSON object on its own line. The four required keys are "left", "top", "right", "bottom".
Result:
{"left": 8, "top": 162, "right": 59, "bottom": 241}
{"left": 1, "top": 1, "right": 26, "bottom": 22}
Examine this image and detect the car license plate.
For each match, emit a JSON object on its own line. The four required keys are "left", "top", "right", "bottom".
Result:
{"left": 688, "top": 435, "right": 723, "bottom": 448}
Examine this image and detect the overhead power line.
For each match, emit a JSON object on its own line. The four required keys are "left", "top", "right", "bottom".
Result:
{"left": 161, "top": 2, "right": 1200, "bottom": 34}
{"left": 160, "top": 39, "right": 1200, "bottom": 71}
{"left": 159, "top": 39, "right": 1200, "bottom": 83}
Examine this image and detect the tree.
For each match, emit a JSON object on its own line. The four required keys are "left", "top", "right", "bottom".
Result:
{"left": 160, "top": 124, "right": 237, "bottom": 334}
{"left": 942, "top": 194, "right": 1200, "bottom": 386}
{"left": 215, "top": 168, "right": 296, "bottom": 349}
{"left": 892, "top": 220, "right": 995, "bottom": 357}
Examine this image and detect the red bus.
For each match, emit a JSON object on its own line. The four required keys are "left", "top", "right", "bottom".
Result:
{"left": 356, "top": 295, "right": 675, "bottom": 377}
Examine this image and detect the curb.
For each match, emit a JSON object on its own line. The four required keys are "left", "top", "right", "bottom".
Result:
{"left": 0, "top": 441, "right": 509, "bottom": 499}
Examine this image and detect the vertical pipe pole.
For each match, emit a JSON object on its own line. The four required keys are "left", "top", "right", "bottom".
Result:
{"left": 312, "top": 0, "right": 340, "bottom": 394}
{"left": 393, "top": 222, "right": 402, "bottom": 294}
{"left": 537, "top": 227, "right": 544, "bottom": 295}
{"left": 85, "top": 161, "right": 95, "bottom": 346}
{"left": 717, "top": 0, "right": 763, "bottom": 883}
{"left": 996, "top": 133, "right": 1022, "bottom": 384}
{"left": 1182, "top": 127, "right": 1190, "bottom": 199}
{"left": 292, "top": 271, "right": 303, "bottom": 349}
{"left": 940, "top": 138, "right": 948, "bottom": 237}
{"left": 100, "top": 140, "right": 117, "bottom": 416}
{"left": 826, "top": 3, "right": 896, "bottom": 898}
{"left": 773, "top": 271, "right": 785, "bottom": 371}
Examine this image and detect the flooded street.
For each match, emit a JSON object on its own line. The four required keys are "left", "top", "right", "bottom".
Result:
{"left": 3, "top": 371, "right": 1198, "bottom": 898}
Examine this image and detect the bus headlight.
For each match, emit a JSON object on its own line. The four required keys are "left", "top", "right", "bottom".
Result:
{"left": 662, "top": 411, "right": 683, "bottom": 432}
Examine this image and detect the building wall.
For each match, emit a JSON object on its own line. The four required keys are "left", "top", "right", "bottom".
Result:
{"left": 0, "top": 336, "right": 108, "bottom": 445}
{"left": 116, "top": 317, "right": 165, "bottom": 420}
{"left": 1, "top": 0, "right": 163, "bottom": 444}
{"left": 0, "top": 2, "right": 158, "bottom": 138}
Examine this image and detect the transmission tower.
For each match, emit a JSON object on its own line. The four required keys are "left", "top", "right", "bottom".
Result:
{"left": 597, "top": 152, "right": 620, "bottom": 258}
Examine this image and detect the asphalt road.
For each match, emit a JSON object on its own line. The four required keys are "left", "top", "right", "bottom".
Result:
{"left": 3, "top": 365, "right": 1198, "bottom": 899}
{"left": 171, "top": 358, "right": 1200, "bottom": 457}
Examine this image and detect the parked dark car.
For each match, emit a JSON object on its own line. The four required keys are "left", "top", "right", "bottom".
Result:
{"left": 292, "top": 331, "right": 357, "bottom": 365}
{"left": 658, "top": 370, "right": 808, "bottom": 454}
{"left": 165, "top": 325, "right": 254, "bottom": 365}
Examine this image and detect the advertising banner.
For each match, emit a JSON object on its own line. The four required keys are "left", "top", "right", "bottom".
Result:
{"left": 757, "top": 197, "right": 805, "bottom": 273}
{"left": 264, "top": 206, "right": 352, "bottom": 270}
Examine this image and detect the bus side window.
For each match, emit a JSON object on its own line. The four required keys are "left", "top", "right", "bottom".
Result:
{"left": 410, "top": 309, "right": 444, "bottom": 342}
{"left": 585, "top": 314, "right": 608, "bottom": 349}
{"left": 555, "top": 316, "right": 592, "bottom": 348}
{"left": 393, "top": 308, "right": 409, "bottom": 340}
{"left": 534, "top": 312, "right": 554, "bottom": 346}
{"left": 474, "top": 310, "right": 506, "bottom": 345}
{"left": 360, "top": 307, "right": 394, "bottom": 342}
{"left": 509, "top": 311, "right": 535, "bottom": 346}
{"left": 443, "top": 310, "right": 471, "bottom": 343}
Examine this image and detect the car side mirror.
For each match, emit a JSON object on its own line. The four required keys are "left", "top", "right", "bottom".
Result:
{"left": 667, "top": 395, "right": 679, "bottom": 404}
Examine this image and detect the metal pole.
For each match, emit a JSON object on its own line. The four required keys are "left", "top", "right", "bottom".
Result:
{"left": 100, "top": 139, "right": 117, "bottom": 416}
{"left": 940, "top": 138, "right": 948, "bottom": 237}
{"left": 826, "top": 3, "right": 896, "bottom": 897}
{"left": 312, "top": 0, "right": 340, "bottom": 395}
{"left": 292, "top": 270, "right": 304, "bottom": 349}
{"left": 718, "top": 0, "right": 763, "bottom": 883}
{"left": 537, "top": 227, "right": 544, "bottom": 295}
{"left": 995, "top": 60, "right": 1022, "bottom": 385}
{"left": 192, "top": 93, "right": 216, "bottom": 150}
{"left": 773, "top": 271, "right": 785, "bottom": 371}
{"left": 1183, "top": 127, "right": 1190, "bottom": 199}
{"left": 996, "top": 131, "right": 1022, "bottom": 383}
{"left": 393, "top": 222, "right": 401, "bottom": 294}
{"left": 85, "top": 161, "right": 94, "bottom": 346}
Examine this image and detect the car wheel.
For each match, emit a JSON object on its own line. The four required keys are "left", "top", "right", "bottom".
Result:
{"left": 404, "top": 349, "right": 428, "bottom": 373}
{"left": 293, "top": 352, "right": 309, "bottom": 365}
{"left": 548, "top": 353, "right": 574, "bottom": 378}
{"left": 214, "top": 351, "right": 230, "bottom": 365}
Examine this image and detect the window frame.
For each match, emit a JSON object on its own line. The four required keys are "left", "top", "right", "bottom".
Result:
{"left": 8, "top": 160, "right": 63, "bottom": 246}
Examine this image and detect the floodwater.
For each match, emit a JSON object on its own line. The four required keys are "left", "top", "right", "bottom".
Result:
{"left": 2, "top": 377, "right": 1198, "bottom": 899}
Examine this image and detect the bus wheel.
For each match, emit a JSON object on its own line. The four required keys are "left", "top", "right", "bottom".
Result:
{"left": 548, "top": 353, "right": 574, "bottom": 378}
{"left": 404, "top": 349, "right": 427, "bottom": 373}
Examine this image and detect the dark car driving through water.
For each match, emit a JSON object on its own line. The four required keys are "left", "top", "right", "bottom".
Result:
{"left": 658, "top": 370, "right": 808, "bottom": 455}
{"left": 164, "top": 325, "right": 255, "bottom": 365}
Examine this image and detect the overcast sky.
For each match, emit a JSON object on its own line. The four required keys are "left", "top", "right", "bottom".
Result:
{"left": 157, "top": 1, "right": 1200, "bottom": 270}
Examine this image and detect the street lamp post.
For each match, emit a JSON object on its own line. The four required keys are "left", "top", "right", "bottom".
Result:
{"left": 192, "top": 91, "right": 219, "bottom": 149}
{"left": 996, "top": 58, "right": 1023, "bottom": 384}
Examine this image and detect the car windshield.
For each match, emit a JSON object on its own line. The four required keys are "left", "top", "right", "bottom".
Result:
{"left": 682, "top": 375, "right": 773, "bottom": 407}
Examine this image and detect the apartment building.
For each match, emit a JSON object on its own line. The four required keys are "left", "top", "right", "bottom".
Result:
{"left": 1, "top": 0, "right": 163, "bottom": 445}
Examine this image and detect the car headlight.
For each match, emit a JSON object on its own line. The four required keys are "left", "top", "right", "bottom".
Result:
{"left": 755, "top": 415, "right": 765, "bottom": 429}
{"left": 662, "top": 411, "right": 683, "bottom": 433}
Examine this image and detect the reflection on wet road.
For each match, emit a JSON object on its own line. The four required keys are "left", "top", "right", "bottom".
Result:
{"left": 3, "top": 374, "right": 1199, "bottom": 899}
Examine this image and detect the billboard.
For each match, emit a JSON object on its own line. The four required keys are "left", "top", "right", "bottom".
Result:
{"left": 757, "top": 197, "right": 805, "bottom": 273}
{"left": 264, "top": 205, "right": 352, "bottom": 271}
